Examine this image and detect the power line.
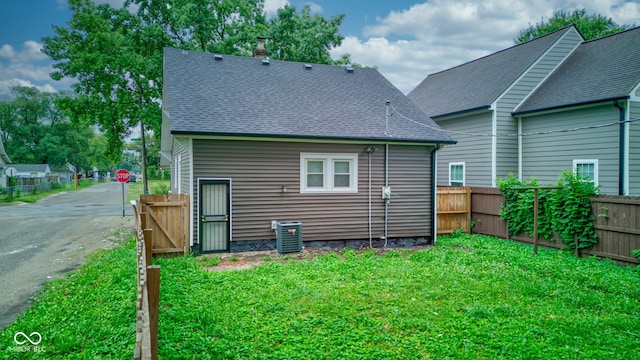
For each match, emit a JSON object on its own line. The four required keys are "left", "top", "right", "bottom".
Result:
{"left": 389, "top": 103, "right": 640, "bottom": 138}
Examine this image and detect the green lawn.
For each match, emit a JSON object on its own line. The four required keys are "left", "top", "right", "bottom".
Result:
{"left": 1, "top": 234, "right": 639, "bottom": 359}
{"left": 0, "top": 179, "right": 95, "bottom": 204}
{"left": 127, "top": 179, "right": 170, "bottom": 202}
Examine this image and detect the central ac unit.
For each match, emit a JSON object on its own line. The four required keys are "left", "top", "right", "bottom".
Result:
{"left": 276, "top": 221, "right": 303, "bottom": 254}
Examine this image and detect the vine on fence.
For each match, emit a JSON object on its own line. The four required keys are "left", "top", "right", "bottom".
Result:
{"left": 498, "top": 170, "right": 599, "bottom": 251}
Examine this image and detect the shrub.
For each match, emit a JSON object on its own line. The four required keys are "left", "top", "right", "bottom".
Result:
{"left": 498, "top": 170, "right": 598, "bottom": 251}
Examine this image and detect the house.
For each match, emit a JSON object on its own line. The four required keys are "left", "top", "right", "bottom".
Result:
{"left": 0, "top": 136, "right": 10, "bottom": 188}
{"left": 52, "top": 163, "right": 76, "bottom": 183}
{"left": 161, "top": 47, "right": 454, "bottom": 253}
{"left": 5, "top": 164, "right": 52, "bottom": 179}
{"left": 409, "top": 25, "right": 640, "bottom": 195}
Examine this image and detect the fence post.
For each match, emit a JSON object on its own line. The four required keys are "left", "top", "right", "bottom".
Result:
{"left": 147, "top": 266, "right": 160, "bottom": 360}
{"left": 466, "top": 187, "right": 472, "bottom": 233}
{"left": 144, "top": 229, "right": 153, "bottom": 267}
{"left": 533, "top": 188, "right": 539, "bottom": 255}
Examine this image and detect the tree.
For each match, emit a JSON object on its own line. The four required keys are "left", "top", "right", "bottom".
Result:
{"left": 42, "top": 0, "right": 349, "bottom": 188}
{"left": 266, "top": 5, "right": 345, "bottom": 64}
{"left": 0, "top": 86, "right": 99, "bottom": 171}
{"left": 515, "top": 9, "right": 631, "bottom": 43}
{"left": 43, "top": 0, "right": 162, "bottom": 163}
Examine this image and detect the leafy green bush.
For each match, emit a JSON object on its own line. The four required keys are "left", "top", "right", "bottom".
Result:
{"left": 498, "top": 170, "right": 598, "bottom": 251}
{"left": 150, "top": 182, "right": 170, "bottom": 194}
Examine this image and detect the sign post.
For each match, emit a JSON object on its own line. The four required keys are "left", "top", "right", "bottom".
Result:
{"left": 115, "top": 169, "right": 131, "bottom": 217}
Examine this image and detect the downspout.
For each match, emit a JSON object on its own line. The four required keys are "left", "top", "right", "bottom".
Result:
{"left": 368, "top": 149, "right": 372, "bottom": 248}
{"left": 384, "top": 101, "right": 390, "bottom": 247}
{"left": 431, "top": 144, "right": 442, "bottom": 244}
{"left": 613, "top": 100, "right": 625, "bottom": 195}
{"left": 384, "top": 143, "right": 389, "bottom": 248}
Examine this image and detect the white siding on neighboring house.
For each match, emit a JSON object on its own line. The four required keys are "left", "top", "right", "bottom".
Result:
{"left": 629, "top": 100, "right": 640, "bottom": 195}
{"left": 435, "top": 112, "right": 493, "bottom": 187}
{"left": 171, "top": 137, "right": 190, "bottom": 195}
{"left": 494, "top": 28, "right": 583, "bottom": 183}
{"left": 521, "top": 104, "right": 620, "bottom": 194}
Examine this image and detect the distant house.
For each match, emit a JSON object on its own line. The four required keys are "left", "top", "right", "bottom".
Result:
{"left": 6, "top": 164, "right": 52, "bottom": 179}
{"left": 161, "top": 48, "right": 454, "bottom": 253}
{"left": 52, "top": 163, "right": 76, "bottom": 183}
{"left": 409, "top": 25, "right": 640, "bottom": 195}
{"left": 0, "top": 136, "right": 10, "bottom": 188}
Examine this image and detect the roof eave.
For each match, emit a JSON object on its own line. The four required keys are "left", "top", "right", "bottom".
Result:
{"left": 431, "top": 105, "right": 492, "bottom": 120}
{"left": 513, "top": 96, "right": 630, "bottom": 116}
{"left": 170, "top": 130, "right": 457, "bottom": 146}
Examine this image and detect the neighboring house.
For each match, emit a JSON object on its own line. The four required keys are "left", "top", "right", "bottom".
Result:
{"left": 161, "top": 48, "right": 454, "bottom": 253}
{"left": 6, "top": 164, "right": 52, "bottom": 179}
{"left": 0, "top": 136, "right": 11, "bottom": 188}
{"left": 53, "top": 163, "right": 76, "bottom": 183}
{"left": 409, "top": 25, "right": 640, "bottom": 195}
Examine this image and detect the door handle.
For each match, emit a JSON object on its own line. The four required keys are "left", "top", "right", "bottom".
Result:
{"left": 224, "top": 215, "right": 229, "bottom": 222}
{"left": 201, "top": 216, "right": 205, "bottom": 223}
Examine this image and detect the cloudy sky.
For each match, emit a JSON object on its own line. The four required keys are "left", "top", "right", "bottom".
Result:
{"left": 0, "top": 0, "right": 638, "bottom": 99}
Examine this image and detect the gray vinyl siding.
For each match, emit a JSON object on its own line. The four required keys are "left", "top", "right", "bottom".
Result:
{"left": 192, "top": 139, "right": 433, "bottom": 244}
{"left": 521, "top": 104, "right": 620, "bottom": 193}
{"left": 495, "top": 27, "right": 582, "bottom": 181}
{"left": 170, "top": 137, "right": 190, "bottom": 194}
{"left": 630, "top": 100, "right": 640, "bottom": 195}
{"left": 435, "top": 112, "right": 492, "bottom": 186}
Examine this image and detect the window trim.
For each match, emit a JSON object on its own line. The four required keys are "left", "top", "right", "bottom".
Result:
{"left": 300, "top": 153, "right": 358, "bottom": 193}
{"left": 573, "top": 159, "right": 598, "bottom": 186}
{"left": 449, "top": 162, "right": 465, "bottom": 187}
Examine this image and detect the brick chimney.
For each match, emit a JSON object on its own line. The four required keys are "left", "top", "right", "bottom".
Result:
{"left": 252, "top": 36, "right": 268, "bottom": 59}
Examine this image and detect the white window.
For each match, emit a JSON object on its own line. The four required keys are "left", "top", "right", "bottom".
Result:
{"left": 300, "top": 153, "right": 358, "bottom": 193}
{"left": 573, "top": 159, "right": 598, "bottom": 186}
{"left": 449, "top": 162, "right": 465, "bottom": 187}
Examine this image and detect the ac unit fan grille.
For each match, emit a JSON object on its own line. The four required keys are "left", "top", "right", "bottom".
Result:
{"left": 276, "top": 222, "right": 302, "bottom": 254}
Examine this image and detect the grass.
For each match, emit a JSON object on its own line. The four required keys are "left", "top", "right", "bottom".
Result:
{"left": 127, "top": 179, "right": 171, "bottom": 202}
{"left": 1, "top": 234, "right": 639, "bottom": 359}
{"left": 0, "top": 180, "right": 95, "bottom": 204}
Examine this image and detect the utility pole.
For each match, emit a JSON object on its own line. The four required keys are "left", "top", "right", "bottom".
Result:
{"left": 140, "top": 120, "right": 149, "bottom": 195}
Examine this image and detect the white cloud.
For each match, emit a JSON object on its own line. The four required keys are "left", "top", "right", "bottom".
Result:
{"left": 305, "top": 2, "right": 323, "bottom": 14}
{"left": 264, "top": 0, "right": 290, "bottom": 17}
{"left": 0, "top": 40, "right": 70, "bottom": 98}
{"left": 332, "top": 0, "right": 640, "bottom": 93}
{"left": 0, "top": 44, "right": 16, "bottom": 59}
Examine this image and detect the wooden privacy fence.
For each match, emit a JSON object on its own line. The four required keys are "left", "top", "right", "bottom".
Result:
{"left": 436, "top": 186, "right": 471, "bottom": 234}
{"left": 138, "top": 194, "right": 190, "bottom": 255}
{"left": 132, "top": 199, "right": 160, "bottom": 360}
{"left": 437, "top": 186, "right": 640, "bottom": 265}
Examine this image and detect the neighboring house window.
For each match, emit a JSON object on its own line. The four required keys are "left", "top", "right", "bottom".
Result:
{"left": 573, "top": 159, "right": 598, "bottom": 186}
{"left": 300, "top": 153, "right": 358, "bottom": 193}
{"left": 449, "top": 162, "right": 465, "bottom": 187}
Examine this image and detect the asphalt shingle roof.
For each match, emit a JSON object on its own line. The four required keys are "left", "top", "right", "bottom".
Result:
{"left": 163, "top": 48, "right": 454, "bottom": 144}
{"left": 515, "top": 26, "right": 640, "bottom": 114}
{"left": 10, "top": 164, "right": 50, "bottom": 172}
{"left": 408, "top": 27, "right": 572, "bottom": 118}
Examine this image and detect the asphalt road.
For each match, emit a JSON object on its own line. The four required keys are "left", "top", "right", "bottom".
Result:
{"left": 0, "top": 182, "right": 135, "bottom": 330}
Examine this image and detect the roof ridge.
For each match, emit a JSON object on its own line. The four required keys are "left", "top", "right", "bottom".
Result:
{"left": 581, "top": 25, "right": 640, "bottom": 44}
{"left": 426, "top": 25, "right": 575, "bottom": 77}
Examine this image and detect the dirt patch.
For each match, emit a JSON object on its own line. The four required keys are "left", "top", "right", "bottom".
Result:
{"left": 200, "top": 245, "right": 432, "bottom": 272}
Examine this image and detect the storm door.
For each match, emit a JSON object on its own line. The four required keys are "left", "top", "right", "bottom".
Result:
{"left": 199, "top": 180, "right": 230, "bottom": 252}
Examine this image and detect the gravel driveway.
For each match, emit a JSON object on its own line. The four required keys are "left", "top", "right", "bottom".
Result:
{"left": 0, "top": 182, "right": 135, "bottom": 329}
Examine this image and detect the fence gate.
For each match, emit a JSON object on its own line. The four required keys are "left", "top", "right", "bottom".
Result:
{"left": 139, "top": 193, "right": 189, "bottom": 255}
{"left": 437, "top": 186, "right": 472, "bottom": 235}
{"left": 199, "top": 180, "right": 230, "bottom": 253}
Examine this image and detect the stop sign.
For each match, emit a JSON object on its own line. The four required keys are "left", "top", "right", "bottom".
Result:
{"left": 115, "top": 169, "right": 131, "bottom": 183}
